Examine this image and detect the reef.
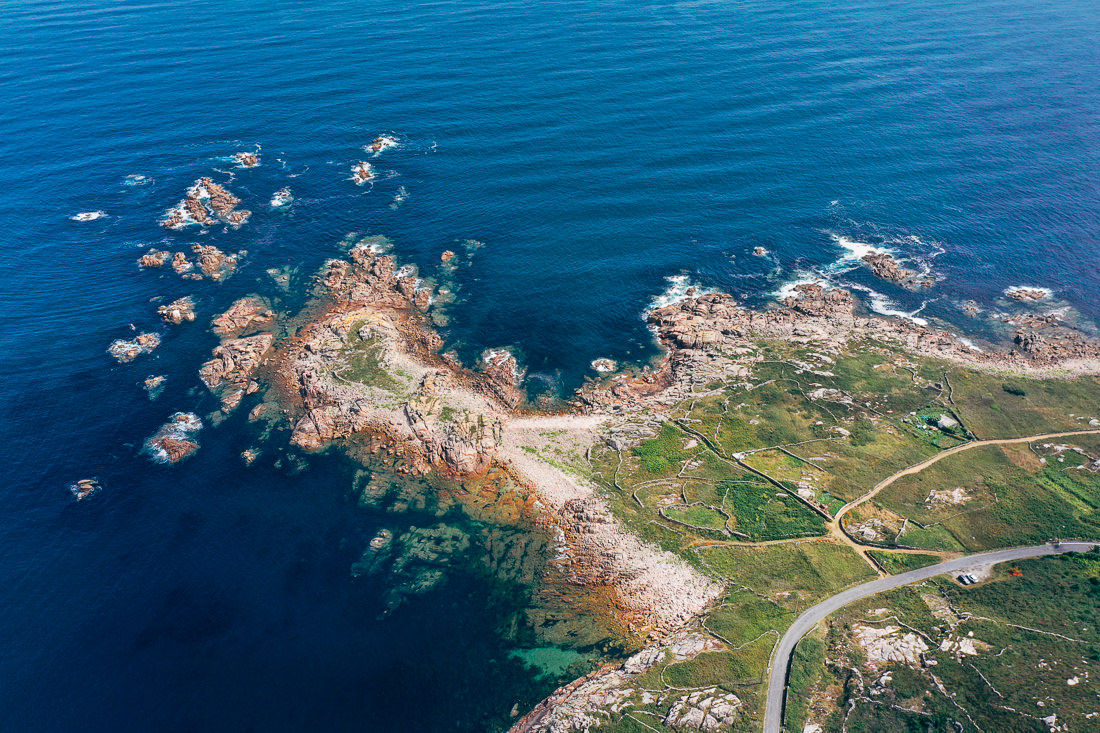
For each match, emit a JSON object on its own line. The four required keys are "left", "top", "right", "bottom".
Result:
{"left": 234, "top": 151, "right": 260, "bottom": 168}
{"left": 162, "top": 177, "right": 251, "bottom": 229}
{"left": 157, "top": 296, "right": 196, "bottom": 325}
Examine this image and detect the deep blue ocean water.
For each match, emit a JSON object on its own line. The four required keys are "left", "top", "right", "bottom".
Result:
{"left": 2, "top": 0, "right": 1099, "bottom": 730}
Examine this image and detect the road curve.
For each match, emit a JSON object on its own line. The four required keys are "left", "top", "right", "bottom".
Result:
{"left": 763, "top": 542, "right": 1099, "bottom": 733}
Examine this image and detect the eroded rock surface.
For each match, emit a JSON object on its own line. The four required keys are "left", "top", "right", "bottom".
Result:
{"left": 212, "top": 296, "right": 275, "bottom": 338}
{"left": 861, "top": 252, "right": 932, "bottom": 288}
{"left": 200, "top": 333, "right": 275, "bottom": 412}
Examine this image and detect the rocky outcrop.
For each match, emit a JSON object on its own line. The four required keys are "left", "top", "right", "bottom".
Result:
{"left": 268, "top": 246, "right": 525, "bottom": 480}
{"left": 157, "top": 296, "right": 196, "bottom": 324}
{"left": 145, "top": 412, "right": 202, "bottom": 463}
{"left": 139, "top": 249, "right": 170, "bottom": 268}
{"left": 351, "top": 161, "right": 374, "bottom": 184}
{"left": 234, "top": 151, "right": 260, "bottom": 168}
{"left": 107, "top": 332, "right": 161, "bottom": 363}
{"left": 200, "top": 333, "right": 275, "bottom": 412}
{"left": 162, "top": 177, "right": 250, "bottom": 229}
{"left": 212, "top": 296, "right": 275, "bottom": 338}
{"left": 192, "top": 244, "right": 242, "bottom": 281}
{"left": 861, "top": 252, "right": 931, "bottom": 288}
{"left": 1006, "top": 286, "right": 1049, "bottom": 302}
{"left": 143, "top": 374, "right": 166, "bottom": 399}
{"left": 370, "top": 135, "right": 398, "bottom": 152}
{"left": 70, "top": 478, "right": 101, "bottom": 501}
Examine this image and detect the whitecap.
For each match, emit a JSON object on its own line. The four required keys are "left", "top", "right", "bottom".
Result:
{"left": 591, "top": 358, "right": 617, "bottom": 373}
{"left": 848, "top": 284, "right": 929, "bottom": 325}
{"left": 773, "top": 274, "right": 830, "bottom": 301}
{"left": 647, "top": 274, "right": 717, "bottom": 311}
{"left": 1004, "top": 285, "right": 1052, "bottom": 301}
{"left": 71, "top": 211, "right": 107, "bottom": 221}
{"left": 269, "top": 186, "right": 293, "bottom": 208}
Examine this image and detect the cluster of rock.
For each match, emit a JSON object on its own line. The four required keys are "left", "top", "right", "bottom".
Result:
{"left": 234, "top": 151, "right": 260, "bottom": 168}
{"left": 1006, "top": 286, "right": 1050, "bottom": 302}
{"left": 107, "top": 332, "right": 161, "bottom": 363}
{"left": 370, "top": 135, "right": 399, "bottom": 153}
{"left": 69, "top": 478, "right": 102, "bottom": 501}
{"left": 139, "top": 244, "right": 243, "bottom": 282}
{"left": 144, "top": 412, "right": 202, "bottom": 463}
{"left": 351, "top": 161, "right": 375, "bottom": 184}
{"left": 510, "top": 632, "right": 739, "bottom": 732}
{"left": 162, "top": 177, "right": 251, "bottom": 229}
{"left": 861, "top": 252, "right": 933, "bottom": 288}
{"left": 157, "top": 296, "right": 196, "bottom": 325}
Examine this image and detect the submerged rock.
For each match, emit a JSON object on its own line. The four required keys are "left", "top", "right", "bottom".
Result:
{"left": 143, "top": 374, "right": 166, "bottom": 400}
{"left": 270, "top": 186, "right": 293, "bottom": 208}
{"left": 145, "top": 412, "right": 202, "bottom": 463}
{"left": 70, "top": 211, "right": 107, "bottom": 222}
{"left": 1006, "top": 286, "right": 1050, "bottom": 302}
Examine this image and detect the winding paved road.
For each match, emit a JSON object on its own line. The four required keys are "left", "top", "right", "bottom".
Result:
{"left": 763, "top": 542, "right": 1099, "bottom": 733}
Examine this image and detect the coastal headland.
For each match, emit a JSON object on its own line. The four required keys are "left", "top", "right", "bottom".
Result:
{"left": 182, "top": 233, "right": 1100, "bottom": 732}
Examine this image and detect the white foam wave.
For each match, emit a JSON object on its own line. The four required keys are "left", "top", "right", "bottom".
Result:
{"left": 773, "top": 274, "right": 830, "bottom": 301}
{"left": 270, "top": 187, "right": 293, "bottom": 208}
{"left": 1004, "top": 285, "right": 1053, "bottom": 300}
{"left": 71, "top": 211, "right": 107, "bottom": 221}
{"left": 648, "top": 275, "right": 716, "bottom": 311}
{"left": 848, "top": 284, "right": 929, "bottom": 325}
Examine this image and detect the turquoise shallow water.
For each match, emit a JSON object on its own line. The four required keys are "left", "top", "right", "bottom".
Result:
{"left": 1, "top": 0, "right": 1099, "bottom": 729}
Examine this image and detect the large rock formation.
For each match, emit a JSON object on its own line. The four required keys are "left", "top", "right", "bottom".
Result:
{"left": 200, "top": 333, "right": 275, "bottom": 412}
{"left": 212, "top": 296, "right": 275, "bottom": 338}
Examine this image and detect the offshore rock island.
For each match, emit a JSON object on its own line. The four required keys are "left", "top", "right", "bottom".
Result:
{"left": 185, "top": 234, "right": 1100, "bottom": 732}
